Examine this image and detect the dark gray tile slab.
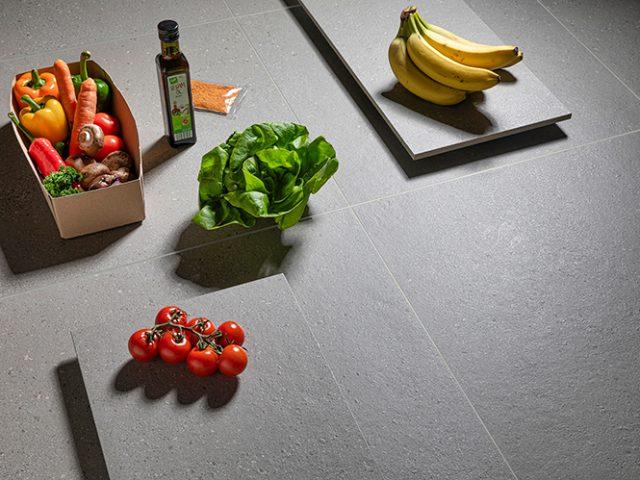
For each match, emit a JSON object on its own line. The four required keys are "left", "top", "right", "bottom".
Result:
{"left": 74, "top": 275, "right": 380, "bottom": 480}
{"left": 239, "top": 7, "right": 640, "bottom": 205}
{"left": 298, "top": 0, "right": 570, "bottom": 159}
{"left": 0, "top": 210, "right": 513, "bottom": 480}
{"left": 0, "top": 0, "right": 232, "bottom": 61}
{"left": 541, "top": 0, "right": 640, "bottom": 98}
{"left": 354, "top": 132, "right": 640, "bottom": 480}
{"left": 0, "top": 20, "right": 345, "bottom": 298}
{"left": 225, "top": 0, "right": 297, "bottom": 16}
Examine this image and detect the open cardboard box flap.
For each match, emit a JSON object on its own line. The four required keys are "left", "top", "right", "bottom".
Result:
{"left": 9, "top": 60, "right": 145, "bottom": 239}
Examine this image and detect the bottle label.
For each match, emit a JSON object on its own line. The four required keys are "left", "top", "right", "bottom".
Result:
{"left": 166, "top": 73, "right": 193, "bottom": 141}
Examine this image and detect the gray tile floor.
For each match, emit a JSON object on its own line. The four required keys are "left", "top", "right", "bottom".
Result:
{"left": 0, "top": 1, "right": 638, "bottom": 479}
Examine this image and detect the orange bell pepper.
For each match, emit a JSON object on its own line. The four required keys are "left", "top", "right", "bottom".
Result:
{"left": 13, "top": 69, "right": 58, "bottom": 108}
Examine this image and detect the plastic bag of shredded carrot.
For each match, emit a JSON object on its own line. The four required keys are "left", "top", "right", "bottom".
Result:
{"left": 191, "top": 80, "right": 245, "bottom": 116}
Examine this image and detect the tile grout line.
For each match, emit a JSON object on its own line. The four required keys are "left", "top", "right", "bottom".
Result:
{"left": 347, "top": 207, "right": 521, "bottom": 480}
{"left": 0, "top": 221, "right": 283, "bottom": 302}
{"left": 227, "top": 3, "right": 299, "bottom": 19}
{"left": 2, "top": 127, "right": 638, "bottom": 304}
{"left": 234, "top": 6, "right": 516, "bottom": 470}
{"left": 0, "top": 6, "right": 297, "bottom": 65}
{"left": 0, "top": 204, "right": 356, "bottom": 304}
{"left": 229, "top": 3, "right": 351, "bottom": 208}
{"left": 227, "top": 6, "right": 382, "bottom": 473}
{"left": 349, "top": 128, "right": 640, "bottom": 210}
{"left": 536, "top": 0, "right": 640, "bottom": 102}
{"left": 282, "top": 277, "right": 388, "bottom": 480}
{"left": 0, "top": 16, "right": 230, "bottom": 65}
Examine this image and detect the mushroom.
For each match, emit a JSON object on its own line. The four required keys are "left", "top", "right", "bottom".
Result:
{"left": 110, "top": 168, "right": 130, "bottom": 183}
{"left": 77, "top": 124, "right": 105, "bottom": 157}
{"left": 101, "top": 150, "right": 133, "bottom": 171}
{"left": 88, "top": 174, "right": 117, "bottom": 190}
{"left": 80, "top": 162, "right": 111, "bottom": 190}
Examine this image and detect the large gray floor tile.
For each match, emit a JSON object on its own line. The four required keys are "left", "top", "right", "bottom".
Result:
{"left": 541, "top": 0, "right": 640, "bottom": 98}
{"left": 75, "top": 275, "right": 380, "bottom": 480}
{"left": 0, "top": 210, "right": 513, "bottom": 480}
{"left": 354, "top": 132, "right": 640, "bottom": 480}
{"left": 240, "top": 7, "right": 640, "bottom": 204}
{"left": 299, "top": 0, "right": 570, "bottom": 159}
{"left": 0, "top": 0, "right": 231, "bottom": 61}
{"left": 0, "top": 20, "right": 345, "bottom": 298}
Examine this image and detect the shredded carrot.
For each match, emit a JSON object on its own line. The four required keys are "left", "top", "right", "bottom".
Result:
{"left": 191, "top": 80, "right": 242, "bottom": 115}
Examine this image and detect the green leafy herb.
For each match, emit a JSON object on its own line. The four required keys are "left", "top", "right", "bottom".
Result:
{"left": 43, "top": 166, "right": 82, "bottom": 197}
{"left": 194, "top": 122, "right": 339, "bottom": 231}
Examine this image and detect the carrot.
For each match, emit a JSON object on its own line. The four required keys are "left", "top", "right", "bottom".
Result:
{"left": 69, "top": 78, "right": 96, "bottom": 157}
{"left": 53, "top": 59, "right": 77, "bottom": 124}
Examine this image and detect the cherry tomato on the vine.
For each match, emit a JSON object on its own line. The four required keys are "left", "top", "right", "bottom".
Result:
{"left": 128, "top": 329, "right": 158, "bottom": 362}
{"left": 186, "top": 346, "right": 219, "bottom": 377}
{"left": 217, "top": 321, "right": 245, "bottom": 347}
{"left": 155, "top": 306, "right": 187, "bottom": 330}
{"left": 158, "top": 331, "right": 192, "bottom": 364}
{"left": 218, "top": 345, "right": 248, "bottom": 377}
{"left": 184, "top": 317, "right": 216, "bottom": 345}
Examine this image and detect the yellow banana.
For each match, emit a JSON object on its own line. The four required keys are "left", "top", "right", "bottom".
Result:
{"left": 420, "top": 27, "right": 519, "bottom": 70}
{"left": 416, "top": 13, "right": 522, "bottom": 70}
{"left": 388, "top": 36, "right": 466, "bottom": 106}
{"left": 405, "top": 15, "right": 500, "bottom": 91}
{"left": 499, "top": 50, "right": 523, "bottom": 68}
{"left": 417, "top": 13, "right": 496, "bottom": 47}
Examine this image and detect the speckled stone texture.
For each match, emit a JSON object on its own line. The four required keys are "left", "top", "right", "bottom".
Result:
{"left": 298, "top": 0, "right": 571, "bottom": 158}
{"left": 73, "top": 275, "right": 381, "bottom": 480}
{"left": 1, "top": 0, "right": 639, "bottom": 479}
{"left": 354, "top": 133, "right": 640, "bottom": 480}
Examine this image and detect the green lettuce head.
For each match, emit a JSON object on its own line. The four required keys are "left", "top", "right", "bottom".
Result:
{"left": 194, "top": 122, "right": 339, "bottom": 231}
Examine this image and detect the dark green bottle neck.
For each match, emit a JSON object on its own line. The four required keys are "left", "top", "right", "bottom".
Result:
{"left": 161, "top": 39, "right": 181, "bottom": 58}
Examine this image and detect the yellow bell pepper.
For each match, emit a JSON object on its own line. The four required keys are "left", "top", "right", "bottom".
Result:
{"left": 19, "top": 95, "right": 68, "bottom": 144}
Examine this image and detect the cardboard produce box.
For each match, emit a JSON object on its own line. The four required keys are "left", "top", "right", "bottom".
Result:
{"left": 9, "top": 60, "right": 145, "bottom": 239}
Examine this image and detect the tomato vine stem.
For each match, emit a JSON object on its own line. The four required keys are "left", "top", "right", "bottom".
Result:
{"left": 151, "top": 321, "right": 223, "bottom": 354}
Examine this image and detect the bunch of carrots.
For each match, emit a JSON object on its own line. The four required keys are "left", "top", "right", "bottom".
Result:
{"left": 9, "top": 52, "right": 132, "bottom": 198}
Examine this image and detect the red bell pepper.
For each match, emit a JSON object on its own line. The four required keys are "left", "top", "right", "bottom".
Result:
{"left": 8, "top": 112, "right": 65, "bottom": 177}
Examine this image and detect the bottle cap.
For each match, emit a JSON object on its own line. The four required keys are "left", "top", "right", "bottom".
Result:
{"left": 158, "top": 20, "right": 179, "bottom": 41}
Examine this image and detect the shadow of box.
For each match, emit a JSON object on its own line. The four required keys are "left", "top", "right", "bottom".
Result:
{"left": 9, "top": 60, "right": 145, "bottom": 239}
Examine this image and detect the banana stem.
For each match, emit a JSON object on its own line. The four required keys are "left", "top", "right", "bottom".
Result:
{"left": 406, "top": 12, "right": 420, "bottom": 36}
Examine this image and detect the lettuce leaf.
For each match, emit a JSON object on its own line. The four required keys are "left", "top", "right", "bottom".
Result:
{"left": 194, "top": 122, "right": 338, "bottom": 231}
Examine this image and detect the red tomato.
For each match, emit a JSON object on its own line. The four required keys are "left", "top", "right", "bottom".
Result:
{"left": 218, "top": 345, "right": 248, "bottom": 376}
{"left": 94, "top": 112, "right": 121, "bottom": 136}
{"left": 186, "top": 346, "right": 219, "bottom": 377}
{"left": 128, "top": 329, "right": 158, "bottom": 362}
{"left": 95, "top": 135, "right": 124, "bottom": 161}
{"left": 184, "top": 317, "right": 216, "bottom": 345}
{"left": 158, "top": 331, "right": 192, "bottom": 364}
{"left": 217, "top": 321, "right": 245, "bottom": 347}
{"left": 155, "top": 306, "right": 187, "bottom": 329}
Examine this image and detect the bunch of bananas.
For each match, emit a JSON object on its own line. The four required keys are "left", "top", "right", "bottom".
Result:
{"left": 388, "top": 6, "right": 523, "bottom": 106}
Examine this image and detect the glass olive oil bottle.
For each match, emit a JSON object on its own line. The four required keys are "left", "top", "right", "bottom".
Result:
{"left": 156, "top": 20, "right": 196, "bottom": 147}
